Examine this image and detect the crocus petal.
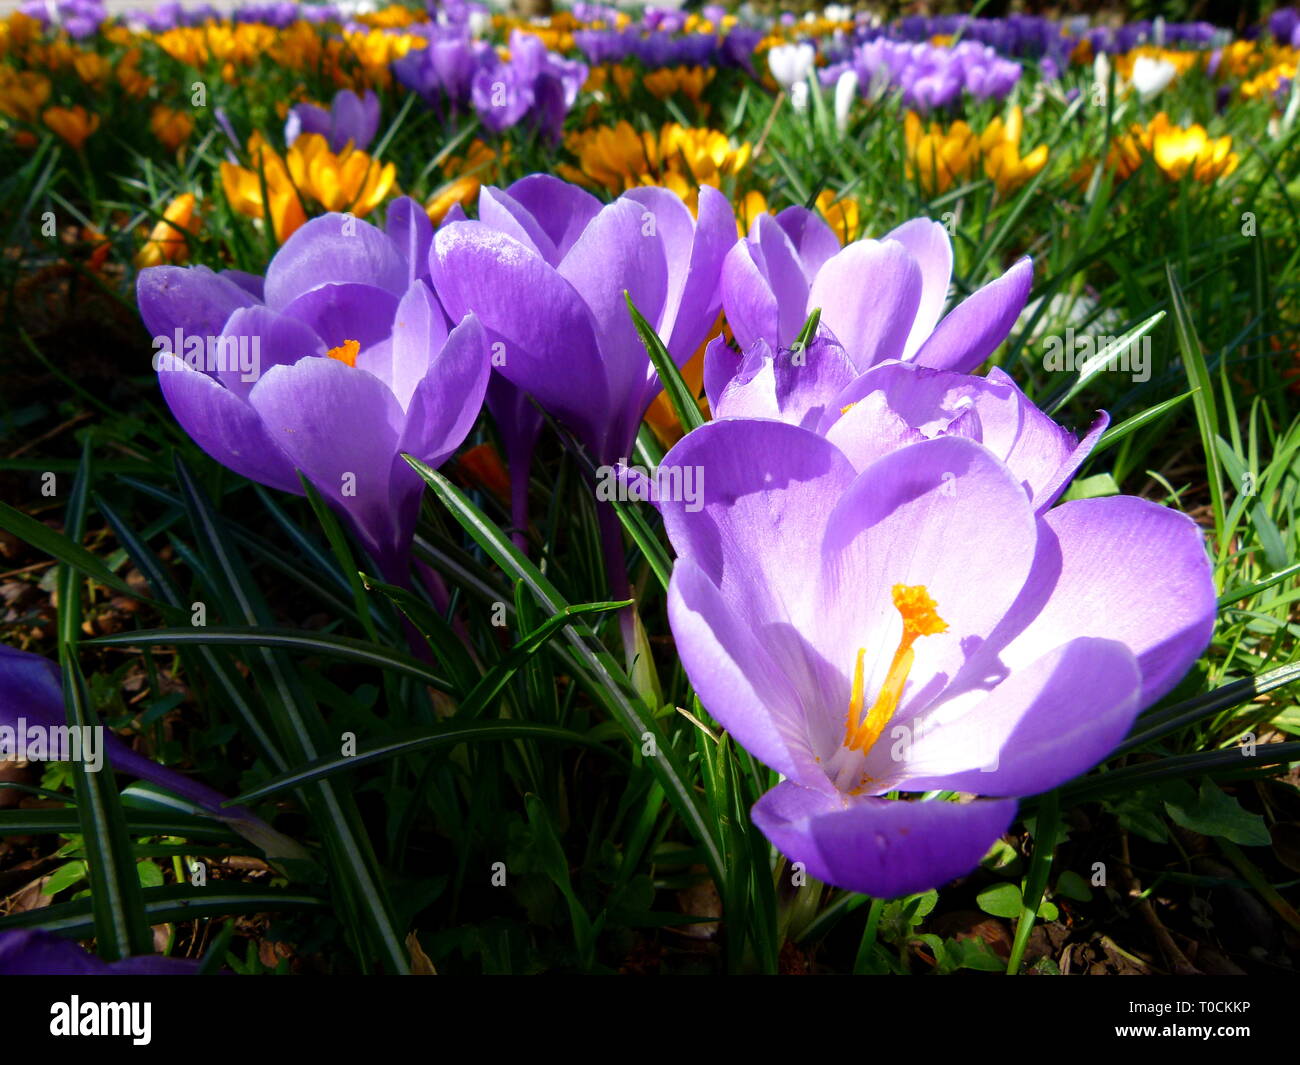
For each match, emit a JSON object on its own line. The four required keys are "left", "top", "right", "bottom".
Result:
{"left": 912, "top": 257, "right": 1032, "bottom": 372}
{"left": 0, "top": 930, "right": 202, "bottom": 975}
{"left": 478, "top": 185, "right": 557, "bottom": 262}
{"left": 386, "top": 196, "right": 434, "bottom": 285}
{"left": 714, "top": 337, "right": 858, "bottom": 430}
{"left": 882, "top": 218, "right": 952, "bottom": 359}
{"left": 137, "top": 265, "right": 259, "bottom": 344}
{"left": 215, "top": 305, "right": 325, "bottom": 400}
{"left": 502, "top": 173, "right": 603, "bottom": 260}
{"left": 753, "top": 212, "right": 815, "bottom": 347}
{"left": 660, "top": 419, "right": 859, "bottom": 737}
{"left": 818, "top": 436, "right": 1039, "bottom": 730}
{"left": 386, "top": 279, "right": 452, "bottom": 410}
{"left": 720, "top": 240, "right": 780, "bottom": 353}
{"left": 773, "top": 205, "right": 841, "bottom": 280}
{"left": 431, "top": 221, "right": 607, "bottom": 447}
{"left": 752, "top": 782, "right": 1018, "bottom": 898}
{"left": 807, "top": 239, "right": 922, "bottom": 370}
{"left": 557, "top": 199, "right": 669, "bottom": 452}
{"left": 996, "top": 496, "right": 1216, "bottom": 706}
{"left": 669, "top": 558, "right": 828, "bottom": 787}
{"left": 279, "top": 282, "right": 401, "bottom": 353}
{"left": 264, "top": 214, "right": 408, "bottom": 310}
{"left": 702, "top": 334, "right": 742, "bottom": 413}
{"left": 248, "top": 356, "right": 403, "bottom": 559}
{"left": 156, "top": 354, "right": 301, "bottom": 494}
{"left": 904, "top": 636, "right": 1141, "bottom": 795}
{"left": 396, "top": 311, "right": 490, "bottom": 469}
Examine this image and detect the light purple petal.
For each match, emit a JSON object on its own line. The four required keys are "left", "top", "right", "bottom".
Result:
{"left": 912, "top": 257, "right": 1032, "bottom": 372}
{"left": 279, "top": 282, "right": 401, "bottom": 353}
{"left": 430, "top": 221, "right": 607, "bottom": 448}
{"left": 503, "top": 173, "right": 604, "bottom": 261}
{"left": 720, "top": 240, "right": 779, "bottom": 353}
{"left": 808, "top": 239, "right": 922, "bottom": 371}
{"left": 996, "top": 496, "right": 1216, "bottom": 706}
{"left": 386, "top": 196, "right": 434, "bottom": 284}
{"left": 669, "top": 558, "right": 829, "bottom": 788}
{"left": 752, "top": 783, "right": 1018, "bottom": 898}
{"left": 882, "top": 218, "right": 952, "bottom": 359}
{"left": 247, "top": 356, "right": 403, "bottom": 557}
{"left": 215, "top": 305, "right": 325, "bottom": 400}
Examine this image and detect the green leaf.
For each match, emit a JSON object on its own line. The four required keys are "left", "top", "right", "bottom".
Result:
{"left": 976, "top": 882, "right": 1024, "bottom": 918}
{"left": 625, "top": 291, "right": 704, "bottom": 433}
{"left": 229, "top": 720, "right": 621, "bottom": 805}
{"left": 1165, "top": 780, "right": 1271, "bottom": 846}
{"left": 1054, "top": 870, "right": 1093, "bottom": 902}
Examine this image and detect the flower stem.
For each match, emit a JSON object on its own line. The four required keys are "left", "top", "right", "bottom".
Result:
{"left": 1006, "top": 789, "right": 1060, "bottom": 975}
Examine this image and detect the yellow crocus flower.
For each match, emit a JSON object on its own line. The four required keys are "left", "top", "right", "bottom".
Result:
{"left": 135, "top": 192, "right": 200, "bottom": 269}
{"left": 285, "top": 132, "right": 398, "bottom": 216}
{"left": 43, "top": 105, "right": 99, "bottom": 150}
{"left": 150, "top": 105, "right": 194, "bottom": 154}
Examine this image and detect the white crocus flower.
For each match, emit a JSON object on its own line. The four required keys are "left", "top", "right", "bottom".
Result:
{"left": 834, "top": 69, "right": 859, "bottom": 134}
{"left": 1130, "top": 55, "right": 1177, "bottom": 101}
{"left": 769, "top": 42, "right": 817, "bottom": 113}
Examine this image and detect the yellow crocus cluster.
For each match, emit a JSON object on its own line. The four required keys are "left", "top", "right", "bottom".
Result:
{"left": 221, "top": 131, "right": 306, "bottom": 243}
{"left": 43, "top": 105, "right": 99, "bottom": 150}
{"left": 72, "top": 49, "right": 112, "bottom": 89}
{"left": 0, "top": 69, "right": 51, "bottom": 124}
{"left": 135, "top": 192, "right": 201, "bottom": 268}
{"left": 0, "top": 12, "right": 43, "bottom": 59}
{"left": 643, "top": 66, "right": 715, "bottom": 105}
{"left": 561, "top": 121, "right": 751, "bottom": 211}
{"left": 116, "top": 48, "right": 153, "bottom": 97}
{"left": 980, "top": 108, "right": 1050, "bottom": 197}
{"left": 286, "top": 132, "right": 398, "bottom": 214}
{"left": 150, "top": 105, "right": 194, "bottom": 154}
{"left": 221, "top": 130, "right": 397, "bottom": 242}
{"left": 905, "top": 108, "right": 1048, "bottom": 198}
{"left": 733, "top": 189, "right": 860, "bottom": 243}
{"left": 1106, "top": 112, "right": 1238, "bottom": 183}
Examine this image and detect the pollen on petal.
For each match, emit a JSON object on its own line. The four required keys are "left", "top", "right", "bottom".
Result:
{"left": 326, "top": 338, "right": 360, "bottom": 367}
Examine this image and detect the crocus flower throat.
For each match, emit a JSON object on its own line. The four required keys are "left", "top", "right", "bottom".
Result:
{"left": 837, "top": 584, "right": 949, "bottom": 790}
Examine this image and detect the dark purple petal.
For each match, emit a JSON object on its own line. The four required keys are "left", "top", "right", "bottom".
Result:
{"left": 157, "top": 355, "right": 301, "bottom": 494}
{"left": 264, "top": 215, "right": 407, "bottom": 311}
{"left": 137, "top": 266, "right": 259, "bottom": 344}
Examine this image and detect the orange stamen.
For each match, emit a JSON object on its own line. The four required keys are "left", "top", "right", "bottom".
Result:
{"left": 326, "top": 338, "right": 360, "bottom": 367}
{"left": 844, "top": 584, "right": 948, "bottom": 753}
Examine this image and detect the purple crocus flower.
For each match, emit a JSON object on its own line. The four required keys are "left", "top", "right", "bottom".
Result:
{"left": 722, "top": 209, "right": 1032, "bottom": 375}
{"left": 136, "top": 200, "right": 491, "bottom": 583}
{"left": 430, "top": 176, "right": 735, "bottom": 468}
{"left": 0, "top": 930, "right": 201, "bottom": 975}
{"left": 659, "top": 421, "right": 1216, "bottom": 897}
{"left": 706, "top": 341, "right": 1106, "bottom": 515}
{"left": 285, "top": 89, "right": 382, "bottom": 153}
{"left": 0, "top": 644, "right": 300, "bottom": 860}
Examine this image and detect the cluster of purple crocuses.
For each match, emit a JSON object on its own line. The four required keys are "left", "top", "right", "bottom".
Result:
{"left": 821, "top": 39, "right": 1023, "bottom": 112}
{"left": 0, "top": 175, "right": 1216, "bottom": 972}
{"left": 131, "top": 180, "right": 1214, "bottom": 897}
{"left": 393, "top": 26, "right": 588, "bottom": 143}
